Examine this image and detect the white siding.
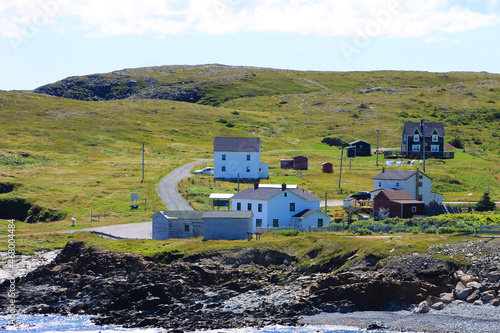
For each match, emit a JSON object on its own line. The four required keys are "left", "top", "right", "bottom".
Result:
{"left": 214, "top": 151, "right": 261, "bottom": 179}
{"left": 372, "top": 174, "right": 442, "bottom": 205}
{"left": 203, "top": 217, "right": 251, "bottom": 240}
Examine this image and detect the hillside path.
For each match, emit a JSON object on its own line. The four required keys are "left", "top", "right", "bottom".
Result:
{"left": 157, "top": 159, "right": 213, "bottom": 211}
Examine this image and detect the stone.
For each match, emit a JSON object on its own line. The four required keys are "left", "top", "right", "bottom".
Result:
{"left": 473, "top": 300, "right": 484, "bottom": 306}
{"left": 440, "top": 293, "right": 454, "bottom": 304}
{"left": 430, "top": 301, "right": 444, "bottom": 310}
{"left": 482, "top": 290, "right": 497, "bottom": 303}
{"left": 454, "top": 270, "right": 465, "bottom": 281}
{"left": 451, "top": 300, "right": 465, "bottom": 306}
{"left": 367, "top": 321, "right": 388, "bottom": 330}
{"left": 459, "top": 274, "right": 474, "bottom": 285}
{"left": 466, "top": 281, "right": 482, "bottom": 290}
{"left": 490, "top": 298, "right": 500, "bottom": 306}
{"left": 487, "top": 271, "right": 500, "bottom": 283}
{"left": 453, "top": 282, "right": 472, "bottom": 300}
{"left": 414, "top": 300, "right": 430, "bottom": 313}
{"left": 466, "top": 290, "right": 481, "bottom": 303}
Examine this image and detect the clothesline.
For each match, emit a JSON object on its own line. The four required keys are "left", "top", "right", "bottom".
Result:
{"left": 386, "top": 159, "right": 423, "bottom": 166}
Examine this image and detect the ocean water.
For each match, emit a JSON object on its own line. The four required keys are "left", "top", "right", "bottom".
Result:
{"left": 0, "top": 315, "right": 387, "bottom": 333}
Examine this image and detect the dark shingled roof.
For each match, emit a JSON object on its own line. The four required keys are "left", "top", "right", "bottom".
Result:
{"left": 292, "top": 209, "right": 328, "bottom": 218}
{"left": 377, "top": 189, "right": 424, "bottom": 204}
{"left": 214, "top": 137, "right": 260, "bottom": 152}
{"left": 403, "top": 122, "right": 445, "bottom": 137}
{"left": 231, "top": 187, "right": 320, "bottom": 201}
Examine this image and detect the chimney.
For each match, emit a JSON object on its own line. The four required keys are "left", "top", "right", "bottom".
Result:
{"left": 282, "top": 183, "right": 287, "bottom": 191}
{"left": 382, "top": 167, "right": 385, "bottom": 173}
{"left": 254, "top": 182, "right": 259, "bottom": 190}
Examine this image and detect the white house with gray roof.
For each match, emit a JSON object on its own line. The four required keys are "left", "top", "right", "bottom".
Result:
{"left": 231, "top": 183, "right": 322, "bottom": 231}
{"left": 213, "top": 137, "right": 269, "bottom": 180}
{"left": 372, "top": 168, "right": 443, "bottom": 205}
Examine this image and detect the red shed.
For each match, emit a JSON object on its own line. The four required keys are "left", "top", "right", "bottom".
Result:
{"left": 293, "top": 155, "right": 308, "bottom": 170}
{"left": 373, "top": 189, "right": 425, "bottom": 219}
{"left": 322, "top": 162, "right": 333, "bottom": 173}
{"left": 280, "top": 159, "right": 294, "bottom": 169}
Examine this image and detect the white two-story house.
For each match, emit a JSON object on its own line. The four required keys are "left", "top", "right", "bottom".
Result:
{"left": 372, "top": 168, "right": 443, "bottom": 205}
{"left": 231, "top": 183, "right": 327, "bottom": 232}
{"left": 213, "top": 137, "right": 269, "bottom": 180}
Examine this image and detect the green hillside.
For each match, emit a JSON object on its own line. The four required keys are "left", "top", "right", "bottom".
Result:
{"left": 1, "top": 65, "right": 499, "bottom": 229}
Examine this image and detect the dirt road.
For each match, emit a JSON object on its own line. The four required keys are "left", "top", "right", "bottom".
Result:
{"left": 157, "top": 159, "right": 213, "bottom": 211}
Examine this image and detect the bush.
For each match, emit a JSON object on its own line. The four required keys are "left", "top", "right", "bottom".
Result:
{"left": 272, "top": 229, "right": 301, "bottom": 237}
{"left": 437, "top": 226, "right": 457, "bottom": 234}
{"left": 408, "top": 227, "right": 421, "bottom": 234}
{"left": 424, "top": 228, "right": 437, "bottom": 234}
{"left": 357, "top": 228, "right": 373, "bottom": 236}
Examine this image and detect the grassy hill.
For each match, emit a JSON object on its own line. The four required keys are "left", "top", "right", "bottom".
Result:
{"left": 1, "top": 65, "right": 499, "bottom": 230}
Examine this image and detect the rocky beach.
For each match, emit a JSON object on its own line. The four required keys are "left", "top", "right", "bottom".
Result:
{"left": 1, "top": 237, "right": 499, "bottom": 332}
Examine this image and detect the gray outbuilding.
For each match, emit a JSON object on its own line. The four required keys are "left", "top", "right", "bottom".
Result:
{"left": 152, "top": 211, "right": 203, "bottom": 240}
{"left": 202, "top": 210, "right": 253, "bottom": 241}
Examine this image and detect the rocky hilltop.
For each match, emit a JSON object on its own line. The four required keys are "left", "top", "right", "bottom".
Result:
{"left": 1, "top": 239, "right": 499, "bottom": 331}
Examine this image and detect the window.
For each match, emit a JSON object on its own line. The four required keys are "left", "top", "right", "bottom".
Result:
{"left": 246, "top": 154, "right": 251, "bottom": 161}
{"left": 284, "top": 192, "right": 287, "bottom": 197}
{"left": 411, "top": 206, "right": 417, "bottom": 213}
{"left": 419, "top": 182, "right": 423, "bottom": 187}
{"left": 184, "top": 224, "right": 190, "bottom": 232}
{"left": 432, "top": 134, "right": 438, "bottom": 142}
{"left": 395, "top": 182, "right": 400, "bottom": 187}
{"left": 222, "top": 154, "right": 226, "bottom": 161}
{"left": 412, "top": 145, "right": 421, "bottom": 152}
{"left": 222, "top": 166, "right": 226, "bottom": 172}
{"left": 413, "top": 134, "right": 420, "bottom": 142}
{"left": 246, "top": 166, "right": 250, "bottom": 172}
{"left": 431, "top": 145, "right": 439, "bottom": 152}
{"left": 419, "top": 175, "right": 423, "bottom": 179}
{"left": 378, "top": 182, "right": 382, "bottom": 188}
{"left": 236, "top": 202, "right": 241, "bottom": 211}
{"left": 258, "top": 204, "right": 262, "bottom": 212}
{"left": 256, "top": 219, "right": 262, "bottom": 227}
{"left": 273, "top": 219, "right": 279, "bottom": 227}
{"left": 247, "top": 203, "right": 252, "bottom": 210}
{"left": 418, "top": 195, "right": 423, "bottom": 201}
{"left": 318, "top": 219, "right": 324, "bottom": 227}
{"left": 290, "top": 203, "right": 295, "bottom": 212}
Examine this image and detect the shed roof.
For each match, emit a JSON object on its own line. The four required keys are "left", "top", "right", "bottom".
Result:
{"left": 376, "top": 189, "right": 424, "bottom": 204}
{"left": 231, "top": 187, "right": 320, "bottom": 202}
{"left": 152, "top": 211, "right": 203, "bottom": 220}
{"left": 203, "top": 210, "right": 253, "bottom": 219}
{"left": 349, "top": 140, "right": 371, "bottom": 145}
{"left": 403, "top": 122, "right": 445, "bottom": 137}
{"left": 214, "top": 137, "right": 260, "bottom": 152}
{"left": 209, "top": 193, "right": 234, "bottom": 199}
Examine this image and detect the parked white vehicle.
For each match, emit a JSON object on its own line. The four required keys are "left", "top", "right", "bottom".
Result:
{"left": 194, "top": 167, "right": 214, "bottom": 175}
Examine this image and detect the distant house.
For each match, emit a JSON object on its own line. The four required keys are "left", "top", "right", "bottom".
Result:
{"left": 214, "top": 137, "right": 269, "bottom": 180}
{"left": 372, "top": 168, "right": 443, "bottom": 205}
{"left": 291, "top": 209, "right": 330, "bottom": 229}
{"left": 152, "top": 211, "right": 203, "bottom": 240}
{"left": 349, "top": 140, "right": 372, "bottom": 156}
{"left": 280, "top": 155, "right": 308, "bottom": 170}
{"left": 401, "top": 121, "right": 451, "bottom": 159}
{"left": 373, "top": 189, "right": 425, "bottom": 219}
{"left": 231, "top": 183, "right": 322, "bottom": 231}
{"left": 322, "top": 162, "right": 333, "bottom": 173}
{"left": 152, "top": 210, "right": 252, "bottom": 240}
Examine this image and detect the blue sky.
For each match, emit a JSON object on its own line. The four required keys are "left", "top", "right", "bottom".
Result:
{"left": 1, "top": 0, "right": 499, "bottom": 90}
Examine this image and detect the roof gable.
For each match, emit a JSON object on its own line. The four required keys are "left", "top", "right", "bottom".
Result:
{"left": 403, "top": 122, "right": 445, "bottom": 137}
{"left": 214, "top": 137, "right": 260, "bottom": 152}
{"left": 231, "top": 187, "right": 320, "bottom": 202}
{"left": 372, "top": 169, "right": 431, "bottom": 181}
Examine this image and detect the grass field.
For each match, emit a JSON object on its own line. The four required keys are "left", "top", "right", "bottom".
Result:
{"left": 0, "top": 66, "right": 499, "bottom": 234}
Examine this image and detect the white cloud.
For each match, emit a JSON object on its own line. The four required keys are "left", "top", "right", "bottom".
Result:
{"left": 0, "top": 0, "right": 499, "bottom": 38}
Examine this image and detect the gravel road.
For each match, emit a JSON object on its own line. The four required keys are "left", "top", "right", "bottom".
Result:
{"left": 157, "top": 159, "right": 213, "bottom": 211}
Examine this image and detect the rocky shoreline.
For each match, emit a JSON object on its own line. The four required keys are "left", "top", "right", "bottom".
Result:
{"left": 1, "top": 238, "right": 499, "bottom": 332}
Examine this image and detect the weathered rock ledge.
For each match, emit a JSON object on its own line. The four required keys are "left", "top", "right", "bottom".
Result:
{"left": 1, "top": 239, "right": 499, "bottom": 332}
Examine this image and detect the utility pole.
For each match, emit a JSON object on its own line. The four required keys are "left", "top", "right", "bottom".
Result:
{"left": 376, "top": 129, "right": 380, "bottom": 167}
{"left": 324, "top": 192, "right": 328, "bottom": 214}
{"left": 141, "top": 142, "right": 145, "bottom": 183}
{"left": 339, "top": 148, "right": 344, "bottom": 188}
{"left": 420, "top": 120, "right": 426, "bottom": 173}
{"left": 238, "top": 173, "right": 240, "bottom": 193}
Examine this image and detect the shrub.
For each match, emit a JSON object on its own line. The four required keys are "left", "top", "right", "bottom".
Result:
{"left": 357, "top": 228, "right": 373, "bottom": 236}
{"left": 272, "top": 229, "right": 301, "bottom": 237}
{"left": 438, "top": 226, "right": 457, "bottom": 234}
{"left": 475, "top": 192, "right": 496, "bottom": 212}
{"left": 424, "top": 228, "right": 437, "bottom": 234}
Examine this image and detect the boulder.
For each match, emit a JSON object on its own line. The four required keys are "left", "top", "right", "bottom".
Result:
{"left": 430, "top": 301, "right": 444, "bottom": 310}
{"left": 487, "top": 271, "right": 500, "bottom": 283}
{"left": 473, "top": 300, "right": 483, "bottom": 306}
{"left": 481, "top": 290, "right": 497, "bottom": 303}
{"left": 466, "top": 290, "right": 481, "bottom": 303}
{"left": 466, "top": 281, "right": 482, "bottom": 290}
{"left": 440, "top": 293, "right": 454, "bottom": 304}
{"left": 414, "top": 300, "right": 430, "bottom": 313}
{"left": 453, "top": 282, "right": 471, "bottom": 300}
